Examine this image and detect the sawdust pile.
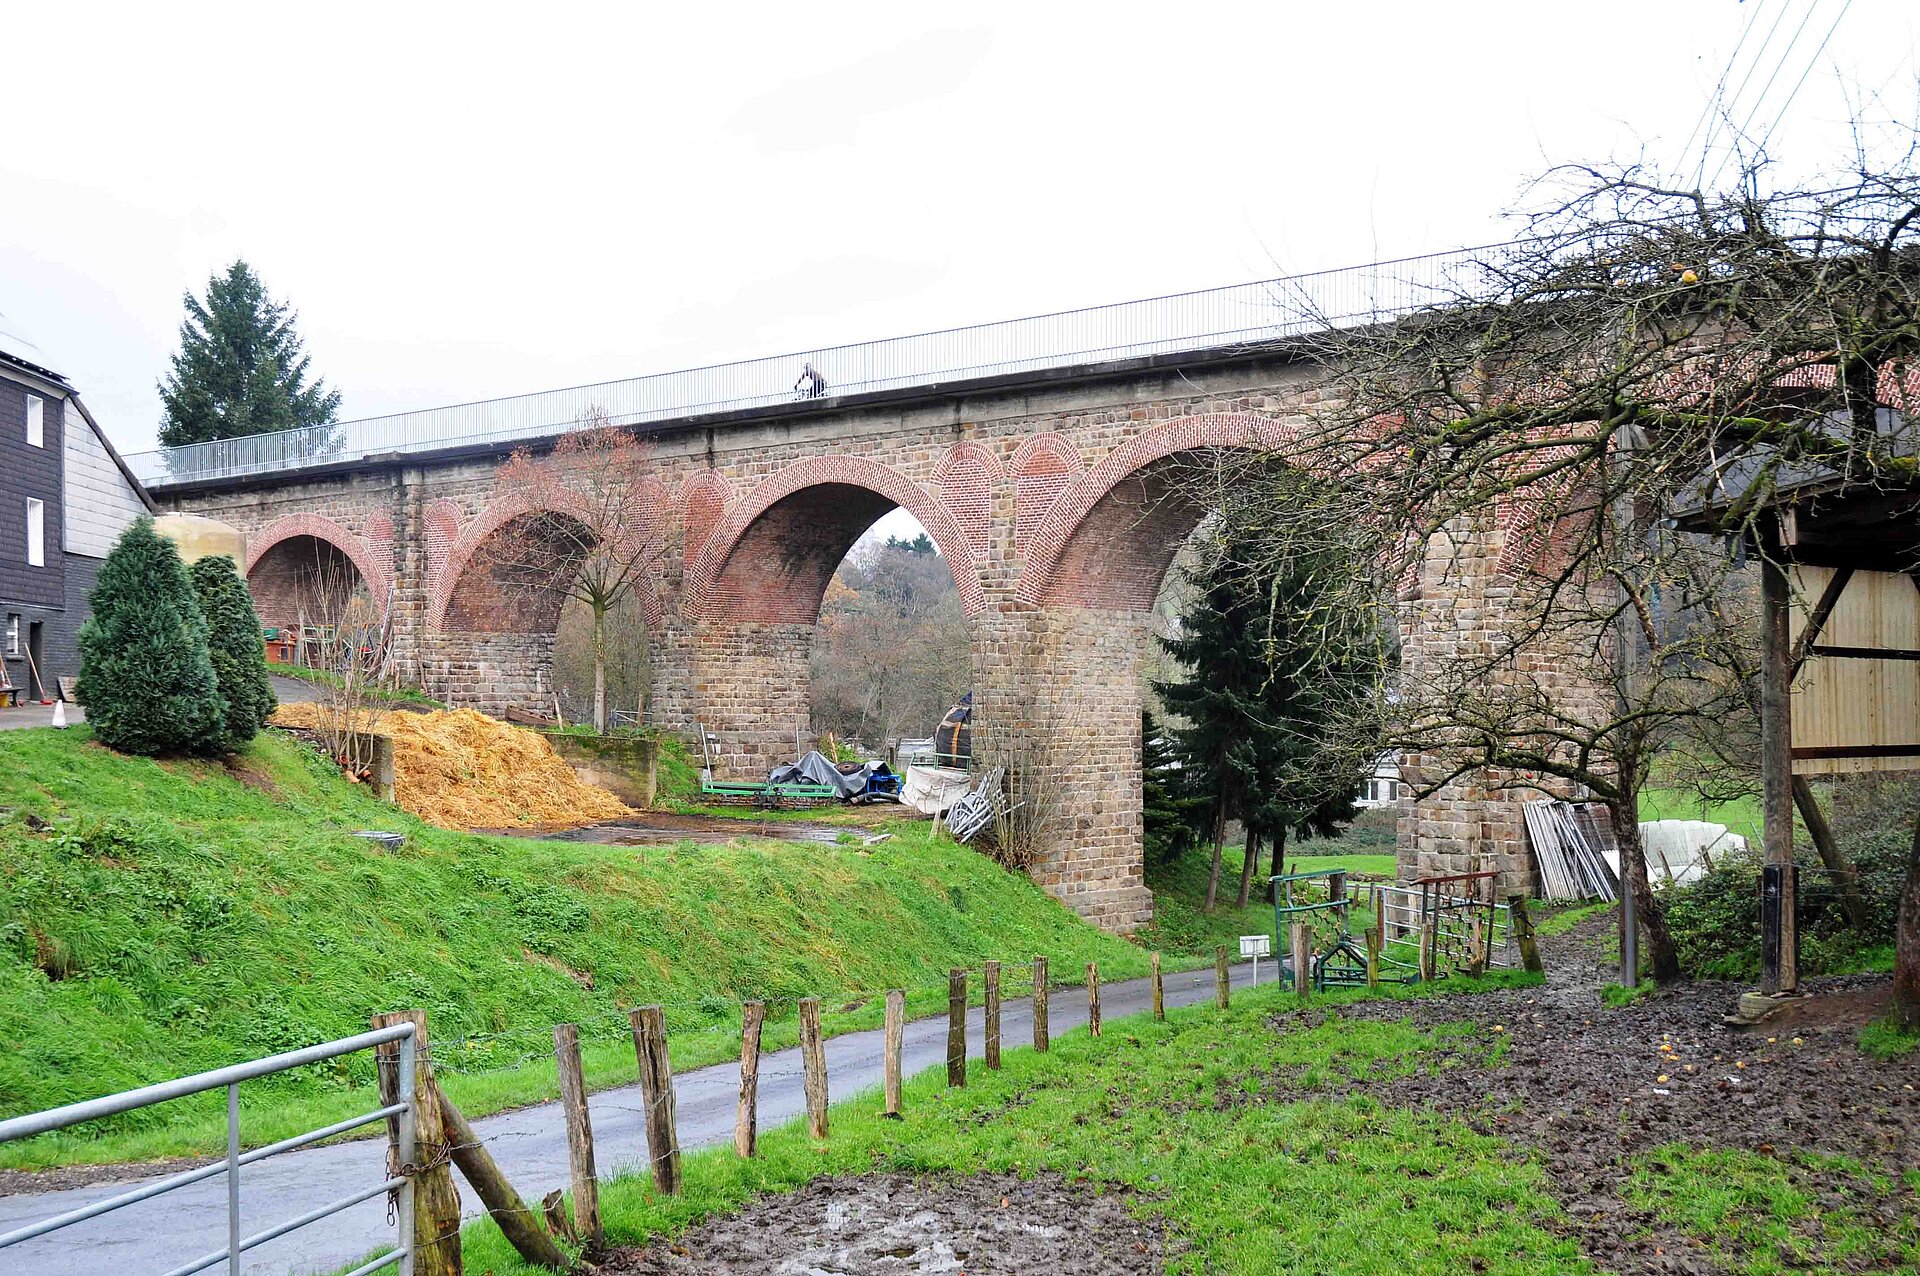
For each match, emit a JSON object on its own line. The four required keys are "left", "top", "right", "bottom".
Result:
{"left": 270, "top": 703, "right": 631, "bottom": 830}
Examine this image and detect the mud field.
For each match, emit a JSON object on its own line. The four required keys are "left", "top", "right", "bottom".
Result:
{"left": 1274, "top": 919, "right": 1919, "bottom": 1274}
{"left": 603, "top": 1172, "right": 1166, "bottom": 1275}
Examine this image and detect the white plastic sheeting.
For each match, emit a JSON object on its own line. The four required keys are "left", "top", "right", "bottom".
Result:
{"left": 903, "top": 764, "right": 972, "bottom": 816}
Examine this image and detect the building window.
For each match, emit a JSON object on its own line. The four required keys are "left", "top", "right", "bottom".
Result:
{"left": 25, "top": 395, "right": 43, "bottom": 447}
{"left": 26, "top": 498, "right": 44, "bottom": 567}
{"left": 5, "top": 615, "right": 16, "bottom": 656}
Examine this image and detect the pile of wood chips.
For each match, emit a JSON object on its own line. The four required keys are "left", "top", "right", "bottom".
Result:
{"left": 270, "top": 703, "right": 631, "bottom": 830}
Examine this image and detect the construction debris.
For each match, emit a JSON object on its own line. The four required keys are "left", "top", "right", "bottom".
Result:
{"left": 1522, "top": 799, "right": 1619, "bottom": 902}
{"left": 270, "top": 703, "right": 631, "bottom": 829}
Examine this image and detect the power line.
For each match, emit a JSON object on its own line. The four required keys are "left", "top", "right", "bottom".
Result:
{"left": 1752, "top": 0, "right": 1856, "bottom": 163}
{"left": 1720, "top": 0, "right": 1820, "bottom": 189}
{"left": 1701, "top": 0, "right": 1802, "bottom": 180}
{"left": 1684, "top": 0, "right": 1774, "bottom": 184}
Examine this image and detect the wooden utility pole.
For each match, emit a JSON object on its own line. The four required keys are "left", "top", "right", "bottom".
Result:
{"left": 983, "top": 961, "right": 1002, "bottom": 1070}
{"left": 1033, "top": 956, "right": 1049, "bottom": 1052}
{"left": 798, "top": 997, "right": 829, "bottom": 1139}
{"left": 882, "top": 990, "right": 904, "bottom": 1117}
{"left": 947, "top": 969, "right": 968, "bottom": 1087}
{"left": 372, "top": 1010, "right": 462, "bottom": 1276}
{"left": 1086, "top": 962, "right": 1101, "bottom": 1037}
{"left": 1760, "top": 552, "right": 1799, "bottom": 995}
{"left": 735, "top": 1000, "right": 764, "bottom": 1156}
{"left": 628, "top": 1006, "right": 681, "bottom": 1194}
{"left": 1214, "top": 945, "right": 1230, "bottom": 1009}
{"left": 551, "top": 1023, "right": 602, "bottom": 1252}
{"left": 436, "top": 1088, "right": 569, "bottom": 1271}
{"left": 1150, "top": 952, "right": 1164, "bottom": 1020}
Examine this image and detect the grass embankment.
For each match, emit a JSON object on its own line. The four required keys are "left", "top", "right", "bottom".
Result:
{"left": 461, "top": 971, "right": 1600, "bottom": 1276}
{"left": 0, "top": 727, "right": 1149, "bottom": 1169}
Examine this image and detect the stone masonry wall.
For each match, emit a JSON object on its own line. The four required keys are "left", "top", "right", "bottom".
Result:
{"left": 161, "top": 350, "right": 1600, "bottom": 932}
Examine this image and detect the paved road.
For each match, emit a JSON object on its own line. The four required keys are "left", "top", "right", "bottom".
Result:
{"left": 0, "top": 678, "right": 314, "bottom": 731}
{"left": 1, "top": 962, "right": 1264, "bottom": 1275}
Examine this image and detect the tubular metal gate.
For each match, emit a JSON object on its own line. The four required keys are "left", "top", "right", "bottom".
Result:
{"left": 0, "top": 1023, "right": 418, "bottom": 1276}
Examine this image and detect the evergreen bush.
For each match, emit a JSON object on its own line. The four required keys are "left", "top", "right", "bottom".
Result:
{"left": 189, "top": 554, "right": 277, "bottom": 752}
{"left": 77, "top": 517, "right": 225, "bottom": 756}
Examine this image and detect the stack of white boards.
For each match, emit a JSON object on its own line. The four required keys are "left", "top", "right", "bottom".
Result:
{"left": 1522, "top": 799, "right": 1620, "bottom": 901}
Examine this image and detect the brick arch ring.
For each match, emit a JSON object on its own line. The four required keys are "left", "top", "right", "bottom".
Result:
{"left": 1013, "top": 412, "right": 1311, "bottom": 607}
{"left": 243, "top": 512, "right": 393, "bottom": 620}
{"left": 427, "top": 492, "right": 668, "bottom": 633}
{"left": 683, "top": 455, "right": 988, "bottom": 624}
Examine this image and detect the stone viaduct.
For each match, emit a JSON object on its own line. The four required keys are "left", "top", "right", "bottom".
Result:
{"left": 148, "top": 344, "right": 1578, "bottom": 934}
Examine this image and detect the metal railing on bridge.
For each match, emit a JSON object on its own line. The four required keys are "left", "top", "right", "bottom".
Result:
{"left": 126, "top": 244, "right": 1503, "bottom": 489}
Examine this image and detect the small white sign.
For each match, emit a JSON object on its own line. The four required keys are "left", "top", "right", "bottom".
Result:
{"left": 1240, "top": 933, "right": 1271, "bottom": 986}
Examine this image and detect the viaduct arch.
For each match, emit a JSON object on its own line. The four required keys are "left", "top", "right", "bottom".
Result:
{"left": 168, "top": 349, "right": 1587, "bottom": 934}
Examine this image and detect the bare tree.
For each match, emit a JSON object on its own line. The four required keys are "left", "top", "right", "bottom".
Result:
{"left": 1261, "top": 154, "right": 1920, "bottom": 992}
{"left": 478, "top": 410, "right": 666, "bottom": 734}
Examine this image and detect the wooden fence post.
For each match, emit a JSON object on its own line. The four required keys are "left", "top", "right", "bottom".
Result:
{"left": 1151, "top": 952, "right": 1164, "bottom": 1020}
{"left": 735, "top": 1000, "right": 764, "bottom": 1156}
{"left": 1367, "top": 886, "right": 1383, "bottom": 989}
{"left": 1214, "top": 944, "right": 1230, "bottom": 1009}
{"left": 372, "top": 1010, "right": 462, "bottom": 1276}
{"left": 1508, "top": 896, "right": 1544, "bottom": 973}
{"left": 798, "top": 997, "right": 829, "bottom": 1139}
{"left": 1419, "top": 921, "right": 1437, "bottom": 980}
{"left": 1290, "top": 922, "right": 1311, "bottom": 1004}
{"left": 947, "top": 968, "right": 968, "bottom": 1087}
{"left": 551, "top": 1023, "right": 602, "bottom": 1252}
{"left": 984, "top": 961, "right": 1002, "bottom": 1070}
{"left": 1033, "top": 956, "right": 1050, "bottom": 1052}
{"left": 1087, "top": 962, "right": 1101, "bottom": 1037}
{"left": 882, "top": 990, "right": 904, "bottom": 1117}
{"left": 436, "top": 1086, "right": 570, "bottom": 1271}
{"left": 629, "top": 1006, "right": 681, "bottom": 1194}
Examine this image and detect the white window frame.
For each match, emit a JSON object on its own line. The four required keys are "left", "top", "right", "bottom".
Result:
{"left": 26, "top": 498, "right": 44, "bottom": 567}
{"left": 25, "top": 395, "right": 42, "bottom": 448}
{"left": 5, "top": 615, "right": 17, "bottom": 656}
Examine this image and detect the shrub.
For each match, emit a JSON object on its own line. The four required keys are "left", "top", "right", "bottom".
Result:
{"left": 78, "top": 518, "right": 224, "bottom": 756}
{"left": 188, "top": 555, "right": 277, "bottom": 752}
{"left": 1664, "top": 830, "right": 1906, "bottom": 979}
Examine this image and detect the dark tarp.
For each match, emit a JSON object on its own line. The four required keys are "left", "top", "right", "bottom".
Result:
{"left": 768, "top": 750, "right": 871, "bottom": 799}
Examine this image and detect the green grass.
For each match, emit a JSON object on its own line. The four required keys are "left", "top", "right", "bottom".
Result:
{"left": 457, "top": 972, "right": 1590, "bottom": 1276}
{"left": 269, "top": 664, "right": 444, "bottom": 708}
{"left": 1535, "top": 901, "right": 1613, "bottom": 936}
{"left": 0, "top": 727, "right": 1150, "bottom": 1169}
{"left": 1625, "top": 1146, "right": 1920, "bottom": 1274}
{"left": 1859, "top": 1018, "right": 1920, "bottom": 1058}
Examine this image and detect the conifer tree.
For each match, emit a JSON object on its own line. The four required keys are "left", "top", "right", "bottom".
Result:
{"left": 1156, "top": 478, "right": 1390, "bottom": 912}
{"left": 158, "top": 261, "right": 341, "bottom": 448}
{"left": 78, "top": 518, "right": 225, "bottom": 756}
{"left": 189, "top": 554, "right": 278, "bottom": 752}
{"left": 1142, "top": 710, "right": 1208, "bottom": 869}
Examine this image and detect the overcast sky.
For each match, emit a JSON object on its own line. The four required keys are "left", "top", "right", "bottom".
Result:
{"left": 4, "top": 0, "right": 1917, "bottom": 476}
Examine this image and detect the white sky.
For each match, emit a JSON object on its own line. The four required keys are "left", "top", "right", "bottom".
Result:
{"left": 4, "top": 0, "right": 1916, "bottom": 525}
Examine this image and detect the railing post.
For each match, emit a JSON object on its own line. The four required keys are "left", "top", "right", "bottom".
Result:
{"left": 226, "top": 1083, "right": 241, "bottom": 1276}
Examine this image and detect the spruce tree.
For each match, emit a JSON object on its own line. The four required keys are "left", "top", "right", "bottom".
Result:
{"left": 189, "top": 554, "right": 278, "bottom": 752}
{"left": 158, "top": 261, "right": 342, "bottom": 448}
{"left": 1142, "top": 710, "right": 1209, "bottom": 869}
{"left": 78, "top": 518, "right": 226, "bottom": 756}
